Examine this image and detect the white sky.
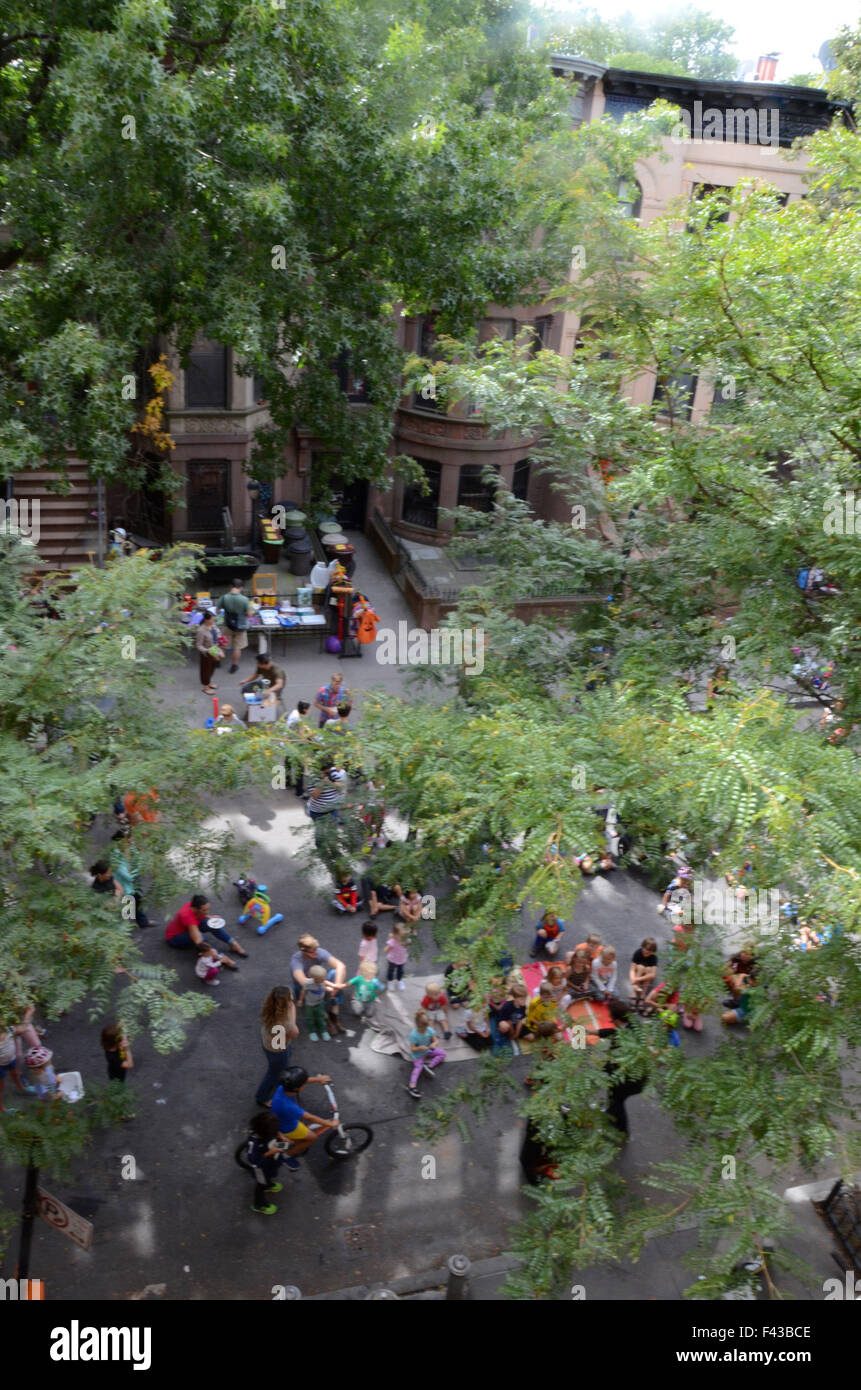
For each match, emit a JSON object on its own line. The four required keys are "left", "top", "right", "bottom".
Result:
{"left": 540, "top": 1, "right": 861, "bottom": 79}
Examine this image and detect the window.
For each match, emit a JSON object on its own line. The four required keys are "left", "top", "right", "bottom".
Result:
{"left": 688, "top": 184, "right": 731, "bottom": 230}
{"left": 617, "top": 178, "right": 642, "bottom": 219}
{"left": 512, "top": 459, "right": 531, "bottom": 502}
{"left": 710, "top": 375, "right": 745, "bottom": 416}
{"left": 253, "top": 375, "right": 266, "bottom": 405}
{"left": 457, "top": 464, "right": 498, "bottom": 513}
{"left": 653, "top": 353, "right": 698, "bottom": 421}
{"left": 185, "top": 340, "right": 229, "bottom": 408}
{"left": 334, "top": 350, "right": 370, "bottom": 403}
{"left": 186, "top": 460, "right": 230, "bottom": 532}
{"left": 401, "top": 459, "right": 441, "bottom": 530}
{"left": 479, "top": 318, "right": 516, "bottom": 344}
{"left": 413, "top": 317, "right": 441, "bottom": 412}
{"left": 531, "top": 316, "right": 553, "bottom": 355}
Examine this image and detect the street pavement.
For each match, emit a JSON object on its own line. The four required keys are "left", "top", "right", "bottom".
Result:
{"left": 0, "top": 534, "right": 842, "bottom": 1299}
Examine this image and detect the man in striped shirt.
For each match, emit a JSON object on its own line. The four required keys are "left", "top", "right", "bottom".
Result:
{"left": 307, "top": 759, "right": 347, "bottom": 847}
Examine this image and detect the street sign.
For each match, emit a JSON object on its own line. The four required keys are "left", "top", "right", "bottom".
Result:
{"left": 36, "top": 1189, "right": 93, "bottom": 1251}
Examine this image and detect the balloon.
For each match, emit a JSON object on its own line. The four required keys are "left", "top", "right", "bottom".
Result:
{"left": 326, "top": 635, "right": 342, "bottom": 653}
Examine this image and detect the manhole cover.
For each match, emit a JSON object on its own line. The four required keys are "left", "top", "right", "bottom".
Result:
{"left": 341, "top": 1225, "right": 378, "bottom": 1254}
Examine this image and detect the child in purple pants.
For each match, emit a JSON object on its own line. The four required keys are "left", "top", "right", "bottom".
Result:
{"left": 405, "top": 1010, "right": 446, "bottom": 1099}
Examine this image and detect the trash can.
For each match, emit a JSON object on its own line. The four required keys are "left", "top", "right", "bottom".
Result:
{"left": 261, "top": 537, "right": 284, "bottom": 564}
{"left": 287, "top": 538, "right": 313, "bottom": 575}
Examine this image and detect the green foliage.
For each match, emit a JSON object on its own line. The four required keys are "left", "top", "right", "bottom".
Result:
{"left": 536, "top": 4, "right": 738, "bottom": 81}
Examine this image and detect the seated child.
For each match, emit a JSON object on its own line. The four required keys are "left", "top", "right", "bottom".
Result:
{"left": 406, "top": 1010, "right": 446, "bottom": 1098}
{"left": 544, "top": 964, "right": 568, "bottom": 1004}
{"left": 497, "top": 984, "right": 532, "bottom": 1044}
{"left": 569, "top": 932, "right": 602, "bottom": 964}
{"left": 421, "top": 980, "right": 452, "bottom": 1039}
{"left": 444, "top": 961, "right": 471, "bottom": 1009}
{"left": 629, "top": 937, "right": 658, "bottom": 1002}
{"left": 530, "top": 911, "right": 565, "bottom": 959}
{"left": 332, "top": 871, "right": 360, "bottom": 914}
{"left": 643, "top": 981, "right": 681, "bottom": 1047}
{"left": 456, "top": 1007, "right": 492, "bottom": 1052}
{"left": 525, "top": 981, "right": 563, "bottom": 1037}
{"left": 591, "top": 945, "right": 618, "bottom": 1001}
{"left": 561, "top": 948, "right": 594, "bottom": 1006}
{"left": 299, "top": 963, "right": 330, "bottom": 1042}
{"left": 195, "top": 942, "right": 238, "bottom": 987}
{"left": 347, "top": 961, "right": 385, "bottom": 1020}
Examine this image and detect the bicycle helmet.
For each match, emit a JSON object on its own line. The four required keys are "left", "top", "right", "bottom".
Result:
{"left": 279, "top": 1066, "right": 308, "bottom": 1093}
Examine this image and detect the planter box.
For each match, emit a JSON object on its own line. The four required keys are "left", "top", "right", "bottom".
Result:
{"left": 197, "top": 554, "right": 261, "bottom": 586}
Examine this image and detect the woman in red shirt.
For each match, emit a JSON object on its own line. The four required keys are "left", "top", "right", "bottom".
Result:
{"left": 165, "top": 896, "right": 247, "bottom": 957}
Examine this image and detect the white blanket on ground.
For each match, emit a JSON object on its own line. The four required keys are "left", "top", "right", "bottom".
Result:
{"left": 369, "top": 975, "right": 477, "bottom": 1063}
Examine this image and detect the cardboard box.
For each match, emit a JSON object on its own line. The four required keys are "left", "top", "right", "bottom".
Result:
{"left": 247, "top": 701, "right": 278, "bottom": 723}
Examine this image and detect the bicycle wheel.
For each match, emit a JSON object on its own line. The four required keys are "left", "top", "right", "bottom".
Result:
{"left": 235, "top": 1140, "right": 253, "bottom": 1172}
{"left": 325, "top": 1124, "right": 373, "bottom": 1159}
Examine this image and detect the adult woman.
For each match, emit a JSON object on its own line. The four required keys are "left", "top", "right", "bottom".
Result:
{"left": 195, "top": 611, "right": 222, "bottom": 695}
{"left": 255, "top": 987, "right": 299, "bottom": 1108}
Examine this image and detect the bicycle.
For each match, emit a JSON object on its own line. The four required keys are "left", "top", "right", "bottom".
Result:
{"left": 235, "top": 1082, "right": 373, "bottom": 1169}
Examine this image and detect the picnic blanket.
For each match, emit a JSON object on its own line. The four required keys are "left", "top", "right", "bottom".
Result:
{"left": 369, "top": 965, "right": 615, "bottom": 1061}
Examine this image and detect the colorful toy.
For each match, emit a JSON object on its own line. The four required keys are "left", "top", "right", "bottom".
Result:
{"left": 238, "top": 883, "right": 284, "bottom": 936}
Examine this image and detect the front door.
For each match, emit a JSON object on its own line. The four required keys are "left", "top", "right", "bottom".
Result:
{"left": 187, "top": 460, "right": 230, "bottom": 535}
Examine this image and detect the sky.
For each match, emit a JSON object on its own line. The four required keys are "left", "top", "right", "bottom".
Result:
{"left": 539, "top": 1, "right": 861, "bottom": 79}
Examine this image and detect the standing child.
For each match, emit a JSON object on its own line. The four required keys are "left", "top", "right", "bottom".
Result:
{"left": 101, "top": 1024, "right": 133, "bottom": 1082}
{"left": 25, "top": 1046, "right": 59, "bottom": 1099}
{"left": 405, "top": 1009, "right": 446, "bottom": 1099}
{"left": 299, "top": 964, "right": 330, "bottom": 1042}
{"left": 358, "top": 921, "right": 379, "bottom": 972}
{"left": 385, "top": 923, "right": 409, "bottom": 990}
{"left": 245, "top": 1110, "right": 290, "bottom": 1216}
{"left": 346, "top": 961, "right": 385, "bottom": 1021}
{"left": 591, "top": 945, "right": 618, "bottom": 1001}
{"left": 420, "top": 980, "right": 452, "bottom": 1040}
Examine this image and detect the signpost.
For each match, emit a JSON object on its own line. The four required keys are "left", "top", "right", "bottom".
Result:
{"left": 36, "top": 1188, "right": 93, "bottom": 1252}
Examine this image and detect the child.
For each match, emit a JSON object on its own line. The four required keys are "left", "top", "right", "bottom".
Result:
{"left": 645, "top": 981, "right": 681, "bottom": 1047}
{"left": 397, "top": 888, "right": 423, "bottom": 924}
{"left": 591, "top": 945, "right": 618, "bottom": 1001}
{"left": 545, "top": 964, "right": 568, "bottom": 1004}
{"left": 385, "top": 923, "right": 409, "bottom": 990}
{"left": 570, "top": 932, "right": 602, "bottom": 963}
{"left": 456, "top": 1006, "right": 492, "bottom": 1051}
{"left": 530, "top": 911, "right": 565, "bottom": 959}
{"left": 300, "top": 963, "right": 331, "bottom": 1042}
{"left": 406, "top": 1009, "right": 446, "bottom": 1099}
{"left": 332, "top": 870, "right": 360, "bottom": 914}
{"left": 444, "top": 961, "right": 471, "bottom": 1010}
{"left": 562, "top": 948, "right": 594, "bottom": 1006}
{"left": 101, "top": 1024, "right": 133, "bottom": 1082}
{"left": 629, "top": 937, "right": 658, "bottom": 1003}
{"left": 347, "top": 961, "right": 386, "bottom": 1021}
{"left": 420, "top": 980, "right": 452, "bottom": 1040}
{"left": 525, "top": 980, "right": 562, "bottom": 1037}
{"left": 497, "top": 984, "right": 531, "bottom": 1044}
{"left": 194, "top": 942, "right": 237, "bottom": 987}
{"left": 25, "top": 1045, "right": 59, "bottom": 1099}
{"left": 246, "top": 1110, "right": 291, "bottom": 1215}
{"left": 358, "top": 920, "right": 379, "bottom": 970}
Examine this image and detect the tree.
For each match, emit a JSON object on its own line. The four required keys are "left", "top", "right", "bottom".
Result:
{"left": 537, "top": 5, "right": 738, "bottom": 81}
{"left": 0, "top": 542, "right": 291, "bottom": 1251}
{"left": 348, "top": 112, "right": 861, "bottom": 1297}
{"left": 0, "top": 0, "right": 578, "bottom": 500}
